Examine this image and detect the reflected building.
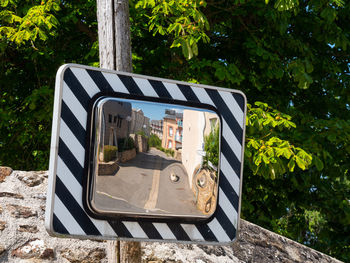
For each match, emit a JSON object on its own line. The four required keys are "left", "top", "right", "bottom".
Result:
{"left": 129, "top": 109, "right": 150, "bottom": 136}
{"left": 150, "top": 120, "right": 163, "bottom": 139}
{"left": 182, "top": 110, "right": 219, "bottom": 188}
{"left": 162, "top": 110, "right": 183, "bottom": 150}
{"left": 101, "top": 100, "right": 132, "bottom": 147}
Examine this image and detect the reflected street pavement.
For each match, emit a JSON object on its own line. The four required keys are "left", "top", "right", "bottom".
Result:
{"left": 95, "top": 147, "right": 202, "bottom": 217}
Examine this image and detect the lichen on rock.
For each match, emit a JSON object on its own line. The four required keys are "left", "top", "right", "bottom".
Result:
{"left": 11, "top": 239, "right": 54, "bottom": 260}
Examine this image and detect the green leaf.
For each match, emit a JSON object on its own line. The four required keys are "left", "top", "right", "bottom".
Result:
{"left": 38, "top": 29, "right": 47, "bottom": 41}
{"left": 181, "top": 38, "right": 193, "bottom": 60}
{"left": 170, "top": 38, "right": 182, "bottom": 48}
{"left": 192, "top": 41, "right": 198, "bottom": 56}
{"left": 282, "top": 148, "right": 292, "bottom": 159}
{"left": 270, "top": 167, "right": 275, "bottom": 179}
{"left": 248, "top": 139, "right": 260, "bottom": 150}
{"left": 314, "top": 156, "right": 324, "bottom": 171}
{"left": 295, "top": 156, "right": 306, "bottom": 170}
{"left": 215, "top": 67, "right": 226, "bottom": 80}
{"left": 1, "top": 0, "right": 9, "bottom": 7}
{"left": 305, "top": 59, "right": 314, "bottom": 73}
{"left": 254, "top": 154, "right": 262, "bottom": 166}
{"left": 245, "top": 149, "right": 252, "bottom": 157}
{"left": 262, "top": 154, "right": 270, "bottom": 164}
{"left": 288, "top": 158, "right": 295, "bottom": 172}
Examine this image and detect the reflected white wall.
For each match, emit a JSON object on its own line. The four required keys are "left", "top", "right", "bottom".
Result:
{"left": 182, "top": 110, "right": 205, "bottom": 188}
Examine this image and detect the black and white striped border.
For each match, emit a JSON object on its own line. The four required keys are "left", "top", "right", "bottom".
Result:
{"left": 45, "top": 64, "right": 246, "bottom": 244}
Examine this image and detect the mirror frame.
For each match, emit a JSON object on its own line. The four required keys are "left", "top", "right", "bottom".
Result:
{"left": 46, "top": 63, "right": 247, "bottom": 245}
{"left": 83, "top": 92, "right": 223, "bottom": 224}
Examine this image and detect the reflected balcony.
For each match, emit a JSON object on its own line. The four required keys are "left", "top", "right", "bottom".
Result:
{"left": 175, "top": 135, "right": 182, "bottom": 142}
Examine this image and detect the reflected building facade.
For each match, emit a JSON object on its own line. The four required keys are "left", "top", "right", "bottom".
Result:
{"left": 150, "top": 120, "right": 163, "bottom": 139}
{"left": 129, "top": 109, "right": 150, "bottom": 136}
{"left": 162, "top": 110, "right": 183, "bottom": 150}
{"left": 101, "top": 100, "right": 132, "bottom": 147}
{"left": 182, "top": 110, "right": 219, "bottom": 188}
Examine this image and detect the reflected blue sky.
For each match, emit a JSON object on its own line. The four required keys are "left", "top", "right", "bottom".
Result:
{"left": 116, "top": 98, "right": 213, "bottom": 121}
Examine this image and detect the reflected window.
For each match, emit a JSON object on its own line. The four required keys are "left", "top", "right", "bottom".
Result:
{"left": 169, "top": 127, "right": 173, "bottom": 137}
{"left": 168, "top": 140, "right": 173, "bottom": 149}
{"left": 117, "top": 117, "right": 123, "bottom": 128}
{"left": 175, "top": 129, "right": 182, "bottom": 142}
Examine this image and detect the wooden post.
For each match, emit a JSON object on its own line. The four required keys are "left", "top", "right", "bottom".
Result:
{"left": 97, "top": 0, "right": 132, "bottom": 72}
{"left": 97, "top": 0, "right": 141, "bottom": 262}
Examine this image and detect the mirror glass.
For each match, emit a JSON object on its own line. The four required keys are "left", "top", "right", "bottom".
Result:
{"left": 88, "top": 97, "right": 221, "bottom": 219}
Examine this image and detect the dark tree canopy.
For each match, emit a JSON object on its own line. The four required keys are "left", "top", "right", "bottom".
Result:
{"left": 0, "top": 0, "right": 349, "bottom": 261}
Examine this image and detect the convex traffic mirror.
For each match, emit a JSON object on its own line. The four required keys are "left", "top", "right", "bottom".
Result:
{"left": 46, "top": 64, "right": 246, "bottom": 244}
{"left": 86, "top": 97, "right": 221, "bottom": 221}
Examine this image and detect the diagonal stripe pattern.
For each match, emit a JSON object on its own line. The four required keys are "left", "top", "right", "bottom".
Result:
{"left": 50, "top": 65, "right": 245, "bottom": 243}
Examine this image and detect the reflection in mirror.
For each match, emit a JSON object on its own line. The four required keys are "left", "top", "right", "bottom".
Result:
{"left": 88, "top": 97, "right": 221, "bottom": 219}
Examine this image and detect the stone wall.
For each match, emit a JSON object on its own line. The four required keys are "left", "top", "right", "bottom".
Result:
{"left": 98, "top": 161, "right": 119, "bottom": 175}
{"left": 119, "top": 148, "right": 136, "bottom": 163}
{"left": 0, "top": 168, "right": 107, "bottom": 263}
{"left": 134, "top": 135, "right": 148, "bottom": 153}
{"left": 0, "top": 167, "right": 343, "bottom": 263}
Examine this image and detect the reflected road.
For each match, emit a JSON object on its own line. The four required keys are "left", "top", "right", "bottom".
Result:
{"left": 94, "top": 148, "right": 202, "bottom": 217}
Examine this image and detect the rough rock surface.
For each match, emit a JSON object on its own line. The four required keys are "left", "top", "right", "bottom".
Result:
{"left": 0, "top": 245, "right": 5, "bottom": 256}
{"left": 7, "top": 204, "right": 37, "bottom": 218}
{"left": 17, "top": 171, "right": 45, "bottom": 187}
{"left": 11, "top": 239, "right": 54, "bottom": 259}
{"left": 18, "top": 224, "right": 39, "bottom": 233}
{"left": 231, "top": 219, "right": 342, "bottom": 263}
{"left": 60, "top": 248, "right": 107, "bottom": 263}
{"left": 0, "top": 168, "right": 343, "bottom": 263}
{"left": 142, "top": 243, "right": 242, "bottom": 263}
{"left": 0, "top": 192, "right": 23, "bottom": 199}
{"left": 0, "top": 167, "right": 12, "bottom": 183}
{"left": 0, "top": 169, "right": 108, "bottom": 263}
{"left": 0, "top": 221, "right": 6, "bottom": 231}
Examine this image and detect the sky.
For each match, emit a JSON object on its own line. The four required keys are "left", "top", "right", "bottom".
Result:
{"left": 115, "top": 98, "right": 212, "bottom": 121}
{"left": 131, "top": 100, "right": 183, "bottom": 120}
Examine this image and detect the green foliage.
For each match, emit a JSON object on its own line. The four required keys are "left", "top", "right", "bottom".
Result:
{"left": 148, "top": 134, "right": 162, "bottom": 148}
{"left": 163, "top": 147, "right": 175, "bottom": 157}
{"left": 0, "top": 0, "right": 60, "bottom": 46}
{"left": 0, "top": 0, "right": 98, "bottom": 169}
{"left": 245, "top": 102, "right": 312, "bottom": 180}
{"left": 136, "top": 130, "right": 148, "bottom": 138}
{"left": 1, "top": 0, "right": 350, "bottom": 260}
{"left": 103, "top": 145, "right": 118, "bottom": 162}
{"left": 155, "top": 145, "right": 175, "bottom": 157}
{"left": 135, "top": 0, "right": 209, "bottom": 59}
{"left": 117, "top": 137, "right": 135, "bottom": 152}
{"left": 130, "top": 0, "right": 350, "bottom": 260}
{"left": 203, "top": 126, "right": 219, "bottom": 169}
